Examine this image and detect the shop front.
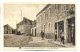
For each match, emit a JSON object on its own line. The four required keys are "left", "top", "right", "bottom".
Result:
{"left": 55, "top": 17, "right": 75, "bottom": 45}
{"left": 67, "top": 17, "right": 75, "bottom": 45}
{"left": 55, "top": 21, "right": 64, "bottom": 41}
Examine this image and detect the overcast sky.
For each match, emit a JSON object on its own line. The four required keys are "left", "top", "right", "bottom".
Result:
{"left": 3, "top": 3, "right": 46, "bottom": 29}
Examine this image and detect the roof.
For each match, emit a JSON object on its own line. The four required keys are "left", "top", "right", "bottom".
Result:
{"left": 4, "top": 24, "right": 13, "bottom": 29}
{"left": 17, "top": 17, "right": 36, "bottom": 25}
{"left": 36, "top": 4, "right": 51, "bottom": 16}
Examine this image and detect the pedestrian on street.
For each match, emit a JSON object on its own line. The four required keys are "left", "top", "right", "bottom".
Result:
{"left": 60, "top": 34, "right": 62, "bottom": 44}
{"left": 62, "top": 32, "right": 65, "bottom": 44}
{"left": 41, "top": 30, "right": 45, "bottom": 40}
{"left": 62, "top": 36, "right": 65, "bottom": 44}
{"left": 55, "top": 31, "right": 57, "bottom": 41}
{"left": 60, "top": 32, "right": 65, "bottom": 44}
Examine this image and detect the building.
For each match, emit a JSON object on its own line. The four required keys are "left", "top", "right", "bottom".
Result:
{"left": 31, "top": 20, "right": 36, "bottom": 36}
{"left": 31, "top": 27, "right": 36, "bottom": 36}
{"left": 36, "top": 4, "right": 75, "bottom": 45}
{"left": 16, "top": 17, "right": 36, "bottom": 35}
{"left": 12, "top": 29, "right": 16, "bottom": 34}
{"left": 4, "top": 24, "right": 13, "bottom": 34}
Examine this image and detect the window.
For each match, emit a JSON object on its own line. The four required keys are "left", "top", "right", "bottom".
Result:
{"left": 55, "top": 4, "right": 58, "bottom": 15}
{"left": 42, "top": 16, "right": 43, "bottom": 22}
{"left": 38, "top": 17, "right": 40, "bottom": 23}
{"left": 63, "top": 5, "right": 65, "bottom": 10}
{"left": 67, "top": 11, "right": 69, "bottom": 16}
{"left": 45, "top": 11, "right": 48, "bottom": 20}
{"left": 55, "top": 4, "right": 56, "bottom": 9}
{"left": 55, "top": 4, "right": 58, "bottom": 9}
{"left": 38, "top": 15, "right": 41, "bottom": 23}
{"left": 43, "top": 24, "right": 45, "bottom": 32}
{"left": 66, "top": 5, "right": 68, "bottom": 10}
{"left": 61, "top": 4, "right": 65, "bottom": 12}
{"left": 58, "top": 4, "right": 61, "bottom": 14}
{"left": 71, "top": 4, "right": 75, "bottom": 10}
{"left": 44, "top": 12, "right": 45, "bottom": 20}
{"left": 57, "top": 4, "right": 59, "bottom": 14}
{"left": 66, "top": 4, "right": 70, "bottom": 10}
{"left": 49, "top": 8, "right": 51, "bottom": 17}
{"left": 44, "top": 12, "right": 46, "bottom": 20}
{"left": 49, "top": 23, "right": 51, "bottom": 33}
{"left": 64, "top": 5, "right": 66, "bottom": 10}
{"left": 55, "top": 23, "right": 57, "bottom": 30}
{"left": 40, "top": 15, "right": 41, "bottom": 23}
{"left": 58, "top": 4, "right": 59, "bottom": 9}
{"left": 61, "top": 4, "right": 64, "bottom": 12}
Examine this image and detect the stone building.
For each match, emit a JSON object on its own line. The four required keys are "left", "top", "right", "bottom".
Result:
{"left": 16, "top": 17, "right": 36, "bottom": 35}
{"left": 4, "top": 24, "right": 13, "bottom": 34}
{"left": 31, "top": 27, "right": 36, "bottom": 36}
{"left": 36, "top": 4, "right": 75, "bottom": 45}
{"left": 31, "top": 20, "right": 36, "bottom": 36}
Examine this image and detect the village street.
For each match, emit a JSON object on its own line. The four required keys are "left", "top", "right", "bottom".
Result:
{"left": 24, "top": 37, "right": 65, "bottom": 47}
{"left": 4, "top": 4, "right": 75, "bottom": 49}
{"left": 4, "top": 34, "right": 75, "bottom": 47}
{"left": 4, "top": 34, "right": 65, "bottom": 47}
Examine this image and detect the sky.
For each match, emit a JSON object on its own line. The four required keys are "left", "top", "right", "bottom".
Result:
{"left": 3, "top": 3, "right": 46, "bottom": 29}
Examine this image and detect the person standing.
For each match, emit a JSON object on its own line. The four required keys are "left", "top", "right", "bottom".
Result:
{"left": 62, "top": 35, "right": 65, "bottom": 44}
{"left": 60, "top": 34, "right": 62, "bottom": 44}
{"left": 55, "top": 31, "right": 57, "bottom": 41}
{"left": 61, "top": 32, "right": 65, "bottom": 44}
{"left": 41, "top": 30, "right": 45, "bottom": 40}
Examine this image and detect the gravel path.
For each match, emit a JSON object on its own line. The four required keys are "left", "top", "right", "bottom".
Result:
{"left": 24, "top": 37, "right": 63, "bottom": 47}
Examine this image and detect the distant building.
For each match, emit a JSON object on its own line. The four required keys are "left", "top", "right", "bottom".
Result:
{"left": 31, "top": 27, "right": 36, "bottom": 36}
{"left": 4, "top": 24, "right": 13, "bottom": 34}
{"left": 31, "top": 20, "right": 36, "bottom": 36}
{"left": 36, "top": 4, "right": 75, "bottom": 45}
{"left": 16, "top": 17, "right": 36, "bottom": 35}
{"left": 12, "top": 29, "right": 16, "bottom": 34}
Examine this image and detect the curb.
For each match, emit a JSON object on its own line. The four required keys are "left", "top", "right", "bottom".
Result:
{"left": 48, "top": 40, "right": 67, "bottom": 47}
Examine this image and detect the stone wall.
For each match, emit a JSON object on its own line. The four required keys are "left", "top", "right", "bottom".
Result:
{"left": 36, "top": 4, "right": 75, "bottom": 42}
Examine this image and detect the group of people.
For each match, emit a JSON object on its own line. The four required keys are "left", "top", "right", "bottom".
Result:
{"left": 55, "top": 31, "right": 65, "bottom": 44}
{"left": 41, "top": 30, "right": 65, "bottom": 44}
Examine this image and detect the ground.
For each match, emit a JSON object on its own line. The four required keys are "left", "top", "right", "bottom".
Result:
{"left": 24, "top": 37, "right": 64, "bottom": 47}
{"left": 4, "top": 34, "right": 32, "bottom": 47}
{"left": 4, "top": 34, "right": 73, "bottom": 47}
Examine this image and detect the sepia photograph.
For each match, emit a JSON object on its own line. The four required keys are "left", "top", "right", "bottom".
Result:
{"left": 3, "top": 2, "right": 76, "bottom": 50}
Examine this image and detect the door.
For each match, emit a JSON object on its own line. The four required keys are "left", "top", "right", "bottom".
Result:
{"left": 32, "top": 29, "right": 33, "bottom": 36}
{"left": 35, "top": 29, "right": 36, "bottom": 36}
{"left": 68, "top": 25, "right": 72, "bottom": 42}
{"left": 7, "top": 31, "right": 8, "bottom": 34}
{"left": 58, "top": 21, "right": 64, "bottom": 38}
{"left": 68, "top": 19, "right": 72, "bottom": 43}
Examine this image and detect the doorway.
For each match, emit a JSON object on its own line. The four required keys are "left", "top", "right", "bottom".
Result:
{"left": 58, "top": 21, "right": 64, "bottom": 38}
{"left": 68, "top": 18, "right": 75, "bottom": 45}
{"left": 35, "top": 29, "right": 36, "bottom": 36}
{"left": 68, "top": 23, "right": 72, "bottom": 42}
{"left": 32, "top": 29, "right": 33, "bottom": 36}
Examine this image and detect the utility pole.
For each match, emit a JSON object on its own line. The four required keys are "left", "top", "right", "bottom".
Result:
{"left": 16, "top": 20, "right": 17, "bottom": 35}
{"left": 19, "top": 10, "right": 23, "bottom": 49}
{"left": 21, "top": 10, "right": 22, "bottom": 34}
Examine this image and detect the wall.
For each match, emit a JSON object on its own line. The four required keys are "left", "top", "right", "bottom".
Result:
{"left": 36, "top": 4, "right": 75, "bottom": 43}
{"left": 36, "top": 4, "right": 57, "bottom": 39}
{"left": 4, "top": 25, "right": 13, "bottom": 34}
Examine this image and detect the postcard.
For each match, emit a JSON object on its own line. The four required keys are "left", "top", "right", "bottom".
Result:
{"left": 3, "top": 2, "right": 76, "bottom": 50}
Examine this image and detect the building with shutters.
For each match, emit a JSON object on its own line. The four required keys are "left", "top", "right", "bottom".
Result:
{"left": 16, "top": 17, "right": 36, "bottom": 35}
{"left": 4, "top": 24, "right": 13, "bottom": 34}
{"left": 36, "top": 4, "right": 75, "bottom": 45}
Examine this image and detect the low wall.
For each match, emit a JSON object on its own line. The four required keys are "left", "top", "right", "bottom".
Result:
{"left": 36, "top": 33, "right": 55, "bottom": 39}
